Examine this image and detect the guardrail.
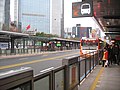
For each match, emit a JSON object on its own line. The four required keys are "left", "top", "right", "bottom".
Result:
{"left": 0, "top": 48, "right": 41, "bottom": 56}
{"left": 0, "top": 48, "right": 79, "bottom": 56}
{"left": 0, "top": 50, "right": 102, "bottom": 90}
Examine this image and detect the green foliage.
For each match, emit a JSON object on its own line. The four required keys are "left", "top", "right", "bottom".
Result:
{"left": 36, "top": 32, "right": 59, "bottom": 38}
{"left": 68, "top": 37, "right": 80, "bottom": 41}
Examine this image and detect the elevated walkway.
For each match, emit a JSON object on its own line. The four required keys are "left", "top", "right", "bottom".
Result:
{"left": 78, "top": 65, "right": 120, "bottom": 90}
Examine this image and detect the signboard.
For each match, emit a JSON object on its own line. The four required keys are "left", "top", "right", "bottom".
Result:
{"left": 69, "top": 64, "right": 78, "bottom": 88}
{"left": 71, "top": 66, "right": 76, "bottom": 84}
{"left": 72, "top": 0, "right": 93, "bottom": 18}
{"left": 115, "top": 36, "right": 120, "bottom": 40}
{"left": 89, "top": 28, "right": 100, "bottom": 38}
{"left": 76, "top": 27, "right": 91, "bottom": 39}
{"left": 57, "top": 43, "right": 61, "bottom": 47}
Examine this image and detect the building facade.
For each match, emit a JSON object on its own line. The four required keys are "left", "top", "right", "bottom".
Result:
{"left": 17, "top": 0, "right": 50, "bottom": 33}
{"left": 51, "top": 0, "right": 63, "bottom": 37}
{"left": 0, "top": 0, "right": 10, "bottom": 31}
{"left": 12, "top": 0, "right": 64, "bottom": 36}
{"left": 14, "top": 0, "right": 19, "bottom": 28}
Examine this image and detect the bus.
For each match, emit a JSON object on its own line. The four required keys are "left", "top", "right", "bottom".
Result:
{"left": 80, "top": 38, "right": 104, "bottom": 56}
{"left": 81, "top": 3, "right": 91, "bottom": 15}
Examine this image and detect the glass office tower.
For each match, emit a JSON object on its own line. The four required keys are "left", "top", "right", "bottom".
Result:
{"left": 19, "top": 0, "right": 50, "bottom": 33}
{"left": 0, "top": 0, "right": 10, "bottom": 31}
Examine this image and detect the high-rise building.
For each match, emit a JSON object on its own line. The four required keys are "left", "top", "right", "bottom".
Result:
{"left": 17, "top": 0, "right": 50, "bottom": 33}
{"left": 0, "top": 0, "right": 5, "bottom": 30}
{"left": 72, "top": 27, "right": 76, "bottom": 36}
{"left": 12, "top": 0, "right": 64, "bottom": 36}
{"left": 61, "top": 0, "right": 64, "bottom": 38}
{"left": 0, "top": 0, "right": 10, "bottom": 31}
{"left": 51, "top": 0, "right": 63, "bottom": 37}
{"left": 14, "top": 0, "right": 19, "bottom": 28}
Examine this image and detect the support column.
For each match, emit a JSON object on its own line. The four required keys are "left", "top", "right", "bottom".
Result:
{"left": 11, "top": 37, "right": 15, "bottom": 54}
{"left": 23, "top": 38, "right": 25, "bottom": 53}
{"left": 33, "top": 40, "right": 36, "bottom": 53}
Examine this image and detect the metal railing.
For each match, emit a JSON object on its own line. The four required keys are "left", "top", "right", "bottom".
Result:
{"left": 0, "top": 50, "right": 102, "bottom": 90}
{"left": 0, "top": 48, "right": 80, "bottom": 56}
{"left": 0, "top": 48, "right": 41, "bottom": 56}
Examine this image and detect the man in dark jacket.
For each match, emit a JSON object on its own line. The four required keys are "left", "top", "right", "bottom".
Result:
{"left": 112, "top": 44, "right": 119, "bottom": 64}
{"left": 107, "top": 45, "right": 113, "bottom": 66}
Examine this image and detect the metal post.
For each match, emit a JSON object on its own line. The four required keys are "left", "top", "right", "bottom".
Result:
{"left": 62, "top": 56, "right": 79, "bottom": 90}
{"left": 31, "top": 48, "right": 32, "bottom": 54}
{"left": 90, "top": 56, "right": 91, "bottom": 73}
{"left": 27, "top": 48, "right": 28, "bottom": 53}
{"left": 85, "top": 58, "right": 87, "bottom": 78}
{"left": 11, "top": 37, "right": 15, "bottom": 54}
{"left": 49, "top": 71, "right": 54, "bottom": 90}
{"left": 64, "top": 65, "right": 69, "bottom": 90}
{"left": 23, "top": 38, "right": 25, "bottom": 53}
{"left": 34, "top": 40, "right": 36, "bottom": 53}
{"left": 0, "top": 48, "right": 2, "bottom": 56}
{"left": 78, "top": 57, "right": 81, "bottom": 84}
{"left": 93, "top": 53, "right": 95, "bottom": 69}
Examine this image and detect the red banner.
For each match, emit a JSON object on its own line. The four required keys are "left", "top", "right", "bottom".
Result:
{"left": 26, "top": 24, "right": 30, "bottom": 30}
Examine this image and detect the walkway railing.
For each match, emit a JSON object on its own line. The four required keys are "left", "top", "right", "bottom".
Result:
{"left": 0, "top": 50, "right": 102, "bottom": 90}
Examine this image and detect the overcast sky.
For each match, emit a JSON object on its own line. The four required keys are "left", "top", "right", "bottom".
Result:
{"left": 64, "top": 0, "right": 98, "bottom": 29}
{"left": 64, "top": 0, "right": 105, "bottom": 37}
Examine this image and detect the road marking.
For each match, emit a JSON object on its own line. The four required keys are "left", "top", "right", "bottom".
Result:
{"left": 19, "top": 58, "right": 28, "bottom": 60}
{"left": 0, "top": 53, "right": 78, "bottom": 70}
{"left": 40, "top": 67, "right": 54, "bottom": 73}
{"left": 90, "top": 67, "right": 104, "bottom": 90}
{"left": 42, "top": 54, "right": 48, "bottom": 57}
{"left": 80, "top": 78, "right": 86, "bottom": 85}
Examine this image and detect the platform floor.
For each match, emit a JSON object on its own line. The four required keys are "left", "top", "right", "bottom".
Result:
{"left": 78, "top": 65, "right": 120, "bottom": 90}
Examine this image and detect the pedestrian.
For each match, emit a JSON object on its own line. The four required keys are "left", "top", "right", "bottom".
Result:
{"left": 99, "top": 49, "right": 104, "bottom": 65}
{"left": 118, "top": 50, "right": 120, "bottom": 65}
{"left": 102, "top": 48, "right": 108, "bottom": 67}
{"left": 107, "top": 45, "right": 113, "bottom": 66}
{"left": 112, "top": 44, "right": 119, "bottom": 64}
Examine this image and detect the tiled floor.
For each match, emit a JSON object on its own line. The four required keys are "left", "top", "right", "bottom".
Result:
{"left": 78, "top": 65, "right": 120, "bottom": 90}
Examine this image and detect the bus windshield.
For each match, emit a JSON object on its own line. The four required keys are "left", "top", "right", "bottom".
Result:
{"left": 82, "top": 5, "right": 89, "bottom": 9}
{"left": 81, "top": 40, "right": 98, "bottom": 50}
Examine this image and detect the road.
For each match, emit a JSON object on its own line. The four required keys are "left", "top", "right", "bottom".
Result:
{"left": 0, "top": 49, "right": 80, "bottom": 75}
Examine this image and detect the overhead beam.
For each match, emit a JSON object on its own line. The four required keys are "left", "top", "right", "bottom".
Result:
{"left": 105, "top": 25, "right": 120, "bottom": 28}
{"left": 105, "top": 32, "right": 120, "bottom": 35}
{"left": 103, "top": 15, "right": 120, "bottom": 19}
{"left": 107, "top": 30, "right": 120, "bottom": 32}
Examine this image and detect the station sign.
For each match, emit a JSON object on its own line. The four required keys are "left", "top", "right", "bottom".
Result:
{"left": 72, "top": 0, "right": 93, "bottom": 18}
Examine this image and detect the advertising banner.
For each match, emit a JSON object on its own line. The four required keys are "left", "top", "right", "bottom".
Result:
{"left": 77, "top": 27, "right": 91, "bottom": 39}
{"left": 89, "top": 28, "right": 100, "bottom": 38}
{"left": 69, "top": 64, "right": 78, "bottom": 89}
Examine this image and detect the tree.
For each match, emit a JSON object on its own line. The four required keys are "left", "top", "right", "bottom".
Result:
{"left": 36, "top": 32, "right": 59, "bottom": 38}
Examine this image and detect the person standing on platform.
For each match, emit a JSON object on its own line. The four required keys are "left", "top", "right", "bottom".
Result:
{"left": 102, "top": 48, "right": 108, "bottom": 67}
{"left": 118, "top": 45, "right": 120, "bottom": 65}
{"left": 112, "top": 44, "right": 119, "bottom": 64}
{"left": 107, "top": 45, "right": 113, "bottom": 66}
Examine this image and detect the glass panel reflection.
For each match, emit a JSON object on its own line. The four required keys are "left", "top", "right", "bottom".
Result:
{"left": 34, "top": 76, "right": 49, "bottom": 90}
{"left": 55, "top": 70, "right": 64, "bottom": 90}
